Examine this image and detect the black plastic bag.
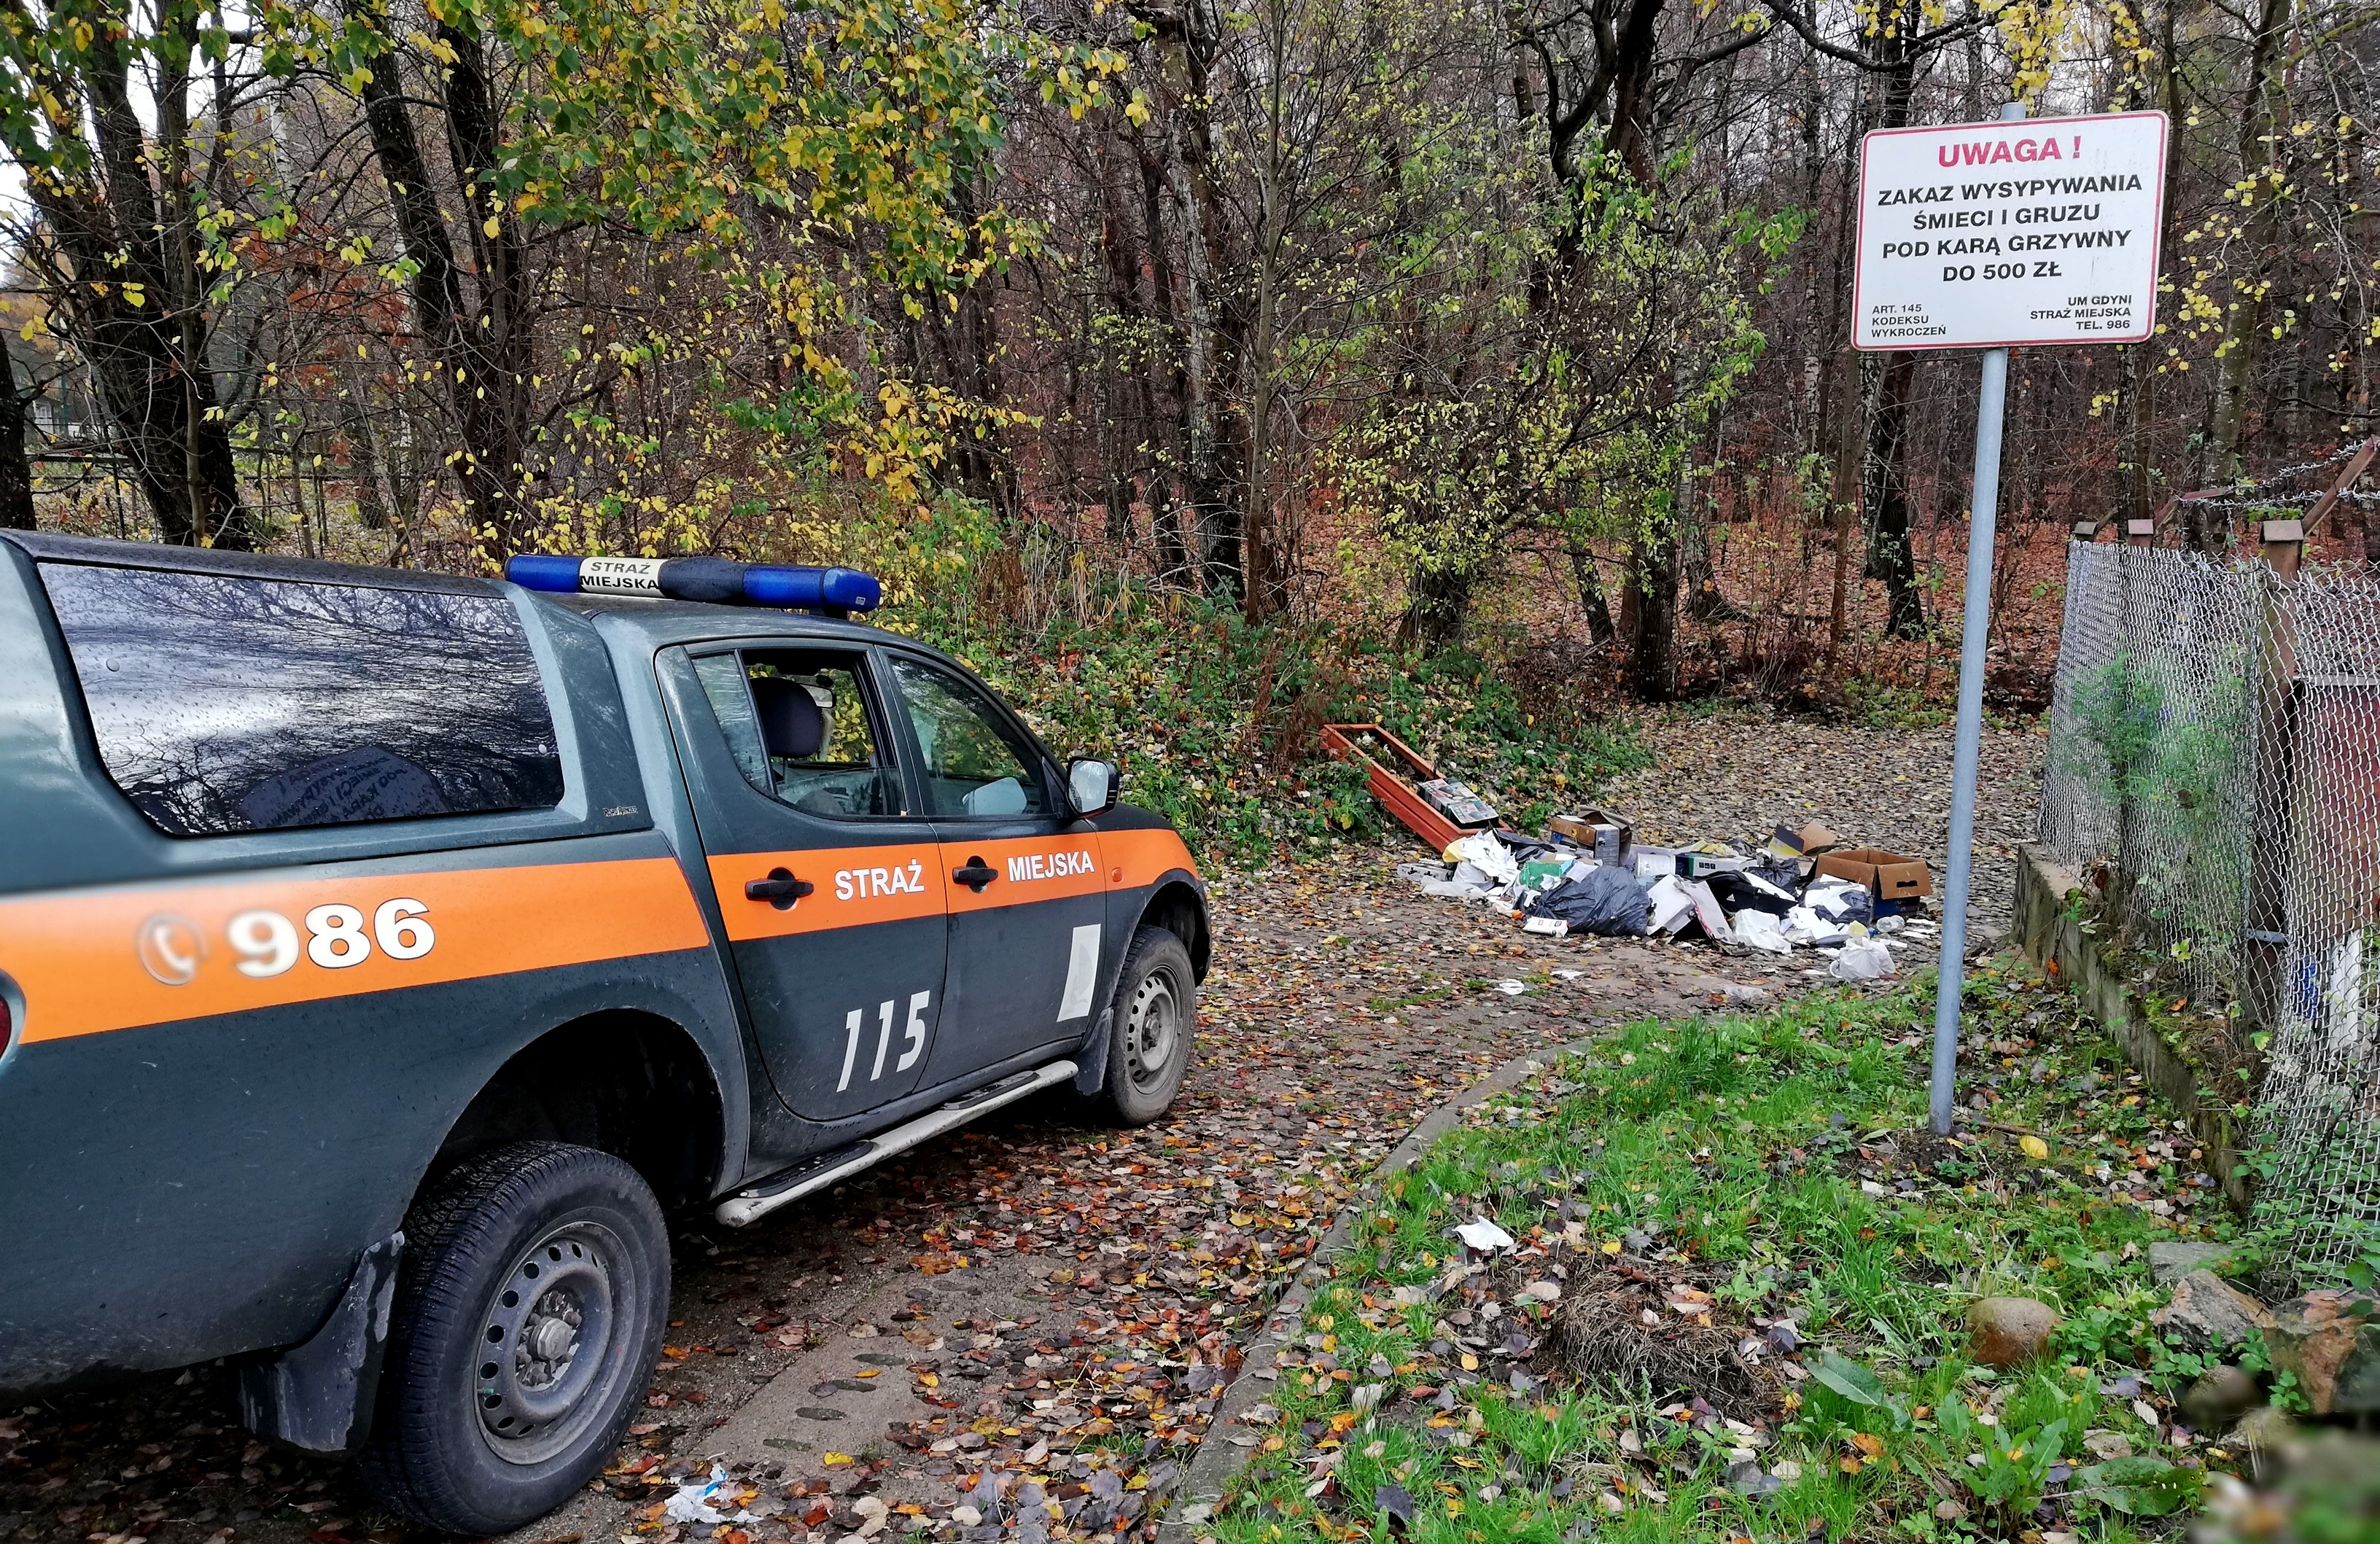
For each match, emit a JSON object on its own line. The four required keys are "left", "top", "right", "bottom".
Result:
{"left": 1528, "top": 866, "right": 1650, "bottom": 936}
{"left": 1708, "top": 867, "right": 1800, "bottom": 916}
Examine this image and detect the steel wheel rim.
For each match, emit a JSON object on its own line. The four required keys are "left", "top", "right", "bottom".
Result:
{"left": 476, "top": 1220, "right": 623, "bottom": 1465}
{"left": 1124, "top": 966, "right": 1181, "bottom": 1094}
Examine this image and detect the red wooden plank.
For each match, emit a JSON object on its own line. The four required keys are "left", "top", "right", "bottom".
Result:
{"left": 1320, "top": 722, "right": 1473, "bottom": 851}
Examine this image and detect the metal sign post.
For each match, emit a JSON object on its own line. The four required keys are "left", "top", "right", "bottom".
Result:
{"left": 1929, "top": 340, "right": 2010, "bottom": 1134}
{"left": 1849, "top": 101, "right": 2170, "bottom": 1135}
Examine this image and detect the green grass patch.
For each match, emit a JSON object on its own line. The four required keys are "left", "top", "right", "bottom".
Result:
{"left": 1207, "top": 963, "right": 2251, "bottom": 1544}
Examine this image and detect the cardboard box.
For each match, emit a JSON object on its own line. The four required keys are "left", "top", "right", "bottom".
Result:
{"left": 1631, "top": 846, "right": 1679, "bottom": 882}
{"left": 1813, "top": 846, "right": 1933, "bottom": 901}
{"left": 1679, "top": 851, "right": 1749, "bottom": 879}
{"left": 1550, "top": 806, "right": 1633, "bottom": 861}
{"left": 1770, "top": 822, "right": 1843, "bottom": 857}
{"left": 1418, "top": 778, "right": 1498, "bottom": 829}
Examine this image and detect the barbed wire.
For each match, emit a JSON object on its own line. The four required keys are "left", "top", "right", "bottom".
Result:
{"left": 2171, "top": 487, "right": 2380, "bottom": 514}
{"left": 2169, "top": 436, "right": 2378, "bottom": 507}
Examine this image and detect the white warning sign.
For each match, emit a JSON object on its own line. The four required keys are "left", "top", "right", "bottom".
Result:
{"left": 1854, "top": 111, "right": 2169, "bottom": 351}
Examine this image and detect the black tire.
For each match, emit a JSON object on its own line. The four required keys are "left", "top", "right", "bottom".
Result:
{"left": 1087, "top": 926, "right": 1197, "bottom": 1126}
{"left": 356, "top": 1142, "right": 670, "bottom": 1535}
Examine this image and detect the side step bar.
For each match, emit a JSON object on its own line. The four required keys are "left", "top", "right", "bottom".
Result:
{"left": 715, "top": 1059, "right": 1076, "bottom": 1228}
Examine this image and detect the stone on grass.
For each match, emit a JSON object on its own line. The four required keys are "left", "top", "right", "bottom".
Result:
{"left": 2152, "top": 1271, "right": 2275, "bottom": 1353}
{"left": 2266, "top": 1290, "right": 2377, "bottom": 1415}
{"left": 1968, "top": 1297, "right": 2061, "bottom": 1368}
{"left": 2179, "top": 1365, "right": 2265, "bottom": 1434}
{"left": 2149, "top": 1241, "right": 2237, "bottom": 1286}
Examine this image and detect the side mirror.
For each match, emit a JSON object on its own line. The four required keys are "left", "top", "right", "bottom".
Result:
{"left": 1068, "top": 757, "right": 1120, "bottom": 817}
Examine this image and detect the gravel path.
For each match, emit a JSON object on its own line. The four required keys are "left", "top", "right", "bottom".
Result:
{"left": 0, "top": 711, "right": 2047, "bottom": 1544}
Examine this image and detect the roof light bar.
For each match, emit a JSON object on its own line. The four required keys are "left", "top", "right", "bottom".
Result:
{"left": 505, "top": 555, "right": 882, "bottom": 615}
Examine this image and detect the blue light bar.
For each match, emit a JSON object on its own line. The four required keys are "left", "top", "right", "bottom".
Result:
{"left": 503, "top": 555, "right": 882, "bottom": 615}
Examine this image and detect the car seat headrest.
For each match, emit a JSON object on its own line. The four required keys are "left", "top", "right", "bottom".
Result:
{"left": 750, "top": 676, "right": 825, "bottom": 761}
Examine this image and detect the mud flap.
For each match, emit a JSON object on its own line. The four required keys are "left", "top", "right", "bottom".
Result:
{"left": 1073, "top": 1007, "right": 1113, "bottom": 1098}
{"left": 236, "top": 1231, "right": 402, "bottom": 1453}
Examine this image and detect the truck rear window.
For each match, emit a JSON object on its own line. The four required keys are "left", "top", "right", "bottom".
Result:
{"left": 40, "top": 563, "right": 566, "bottom": 835}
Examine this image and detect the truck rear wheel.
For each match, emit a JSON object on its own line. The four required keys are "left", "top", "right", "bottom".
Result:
{"left": 357, "top": 1141, "right": 669, "bottom": 1534}
{"left": 1087, "top": 926, "right": 1197, "bottom": 1126}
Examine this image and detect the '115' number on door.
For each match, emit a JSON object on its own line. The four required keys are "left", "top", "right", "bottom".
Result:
{"left": 839, "top": 992, "right": 930, "bottom": 1091}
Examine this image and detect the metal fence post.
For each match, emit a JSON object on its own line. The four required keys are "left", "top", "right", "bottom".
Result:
{"left": 2242, "top": 518, "right": 2304, "bottom": 1040}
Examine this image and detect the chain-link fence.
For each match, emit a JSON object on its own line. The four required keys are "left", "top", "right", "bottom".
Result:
{"left": 2038, "top": 540, "right": 2380, "bottom": 1278}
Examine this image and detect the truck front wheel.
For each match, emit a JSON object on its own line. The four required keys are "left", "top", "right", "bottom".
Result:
{"left": 357, "top": 1141, "right": 669, "bottom": 1534}
{"left": 1088, "top": 926, "right": 1197, "bottom": 1126}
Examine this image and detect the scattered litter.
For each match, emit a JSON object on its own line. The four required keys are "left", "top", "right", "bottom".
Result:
{"left": 1830, "top": 937, "right": 1899, "bottom": 981}
{"left": 1493, "top": 979, "right": 1528, "bottom": 995}
{"left": 664, "top": 1465, "right": 760, "bottom": 1525}
{"left": 1731, "top": 909, "right": 1792, "bottom": 956}
{"left": 1418, "top": 777, "right": 1498, "bottom": 828}
{"left": 1528, "top": 867, "right": 1651, "bottom": 936}
{"left": 1359, "top": 768, "right": 1939, "bottom": 963}
{"left": 1442, "top": 832, "right": 1520, "bottom": 885}
{"left": 1646, "top": 874, "right": 1696, "bottom": 934}
{"left": 1453, "top": 1217, "right": 1517, "bottom": 1253}
{"left": 1681, "top": 879, "right": 1733, "bottom": 944}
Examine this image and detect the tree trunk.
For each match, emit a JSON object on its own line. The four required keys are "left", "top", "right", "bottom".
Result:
{"left": 1855, "top": 16, "right": 1919, "bottom": 628}
{"left": 350, "top": 13, "right": 537, "bottom": 564}
{"left": 1625, "top": 529, "right": 1679, "bottom": 700}
{"left": 1862, "top": 352, "right": 1926, "bottom": 636}
{"left": 1404, "top": 563, "right": 1471, "bottom": 650}
{"left": 2206, "top": 0, "right": 2293, "bottom": 484}
{"left": 0, "top": 350, "right": 36, "bottom": 530}
{"left": 15, "top": 15, "right": 251, "bottom": 549}
{"left": 1154, "top": 4, "right": 1238, "bottom": 598}
{"left": 1568, "top": 546, "right": 1617, "bottom": 647}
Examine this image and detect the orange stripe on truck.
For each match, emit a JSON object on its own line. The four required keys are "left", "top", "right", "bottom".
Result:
{"left": 944, "top": 835, "right": 1106, "bottom": 914}
{"left": 0, "top": 857, "right": 709, "bottom": 1045}
{"left": 1101, "top": 827, "right": 1201, "bottom": 890}
{"left": 707, "top": 843, "right": 948, "bottom": 940}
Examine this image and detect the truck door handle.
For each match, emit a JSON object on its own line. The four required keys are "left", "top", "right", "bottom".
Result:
{"left": 744, "top": 867, "right": 814, "bottom": 910}
{"left": 952, "top": 857, "right": 998, "bottom": 893}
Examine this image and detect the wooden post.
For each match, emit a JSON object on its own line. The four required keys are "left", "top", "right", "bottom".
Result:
{"left": 2302, "top": 437, "right": 2377, "bottom": 536}
{"left": 2242, "top": 517, "right": 2304, "bottom": 1039}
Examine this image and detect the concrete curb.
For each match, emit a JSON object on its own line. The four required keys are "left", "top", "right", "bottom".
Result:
{"left": 2012, "top": 841, "right": 2252, "bottom": 1210}
{"left": 1152, "top": 1032, "right": 1601, "bottom": 1543}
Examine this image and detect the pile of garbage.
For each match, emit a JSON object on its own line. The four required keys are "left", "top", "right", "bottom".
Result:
{"left": 1396, "top": 811, "right": 1934, "bottom": 983}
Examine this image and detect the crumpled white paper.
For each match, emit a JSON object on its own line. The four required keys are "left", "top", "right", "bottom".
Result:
{"left": 1731, "top": 908, "right": 1792, "bottom": 955}
{"left": 1453, "top": 1217, "right": 1517, "bottom": 1253}
{"left": 1442, "top": 833, "right": 1519, "bottom": 884}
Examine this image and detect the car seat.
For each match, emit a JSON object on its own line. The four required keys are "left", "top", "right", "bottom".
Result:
{"left": 750, "top": 676, "right": 825, "bottom": 761}
{"left": 750, "top": 675, "right": 888, "bottom": 816}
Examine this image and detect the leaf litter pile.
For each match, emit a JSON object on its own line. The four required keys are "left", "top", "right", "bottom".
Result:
{"left": 1209, "top": 960, "right": 2241, "bottom": 1544}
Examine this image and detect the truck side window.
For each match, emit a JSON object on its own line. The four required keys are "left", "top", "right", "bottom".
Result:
{"left": 692, "top": 648, "right": 903, "bottom": 818}
{"left": 887, "top": 658, "right": 1050, "bottom": 819}
{"left": 39, "top": 562, "right": 564, "bottom": 836}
